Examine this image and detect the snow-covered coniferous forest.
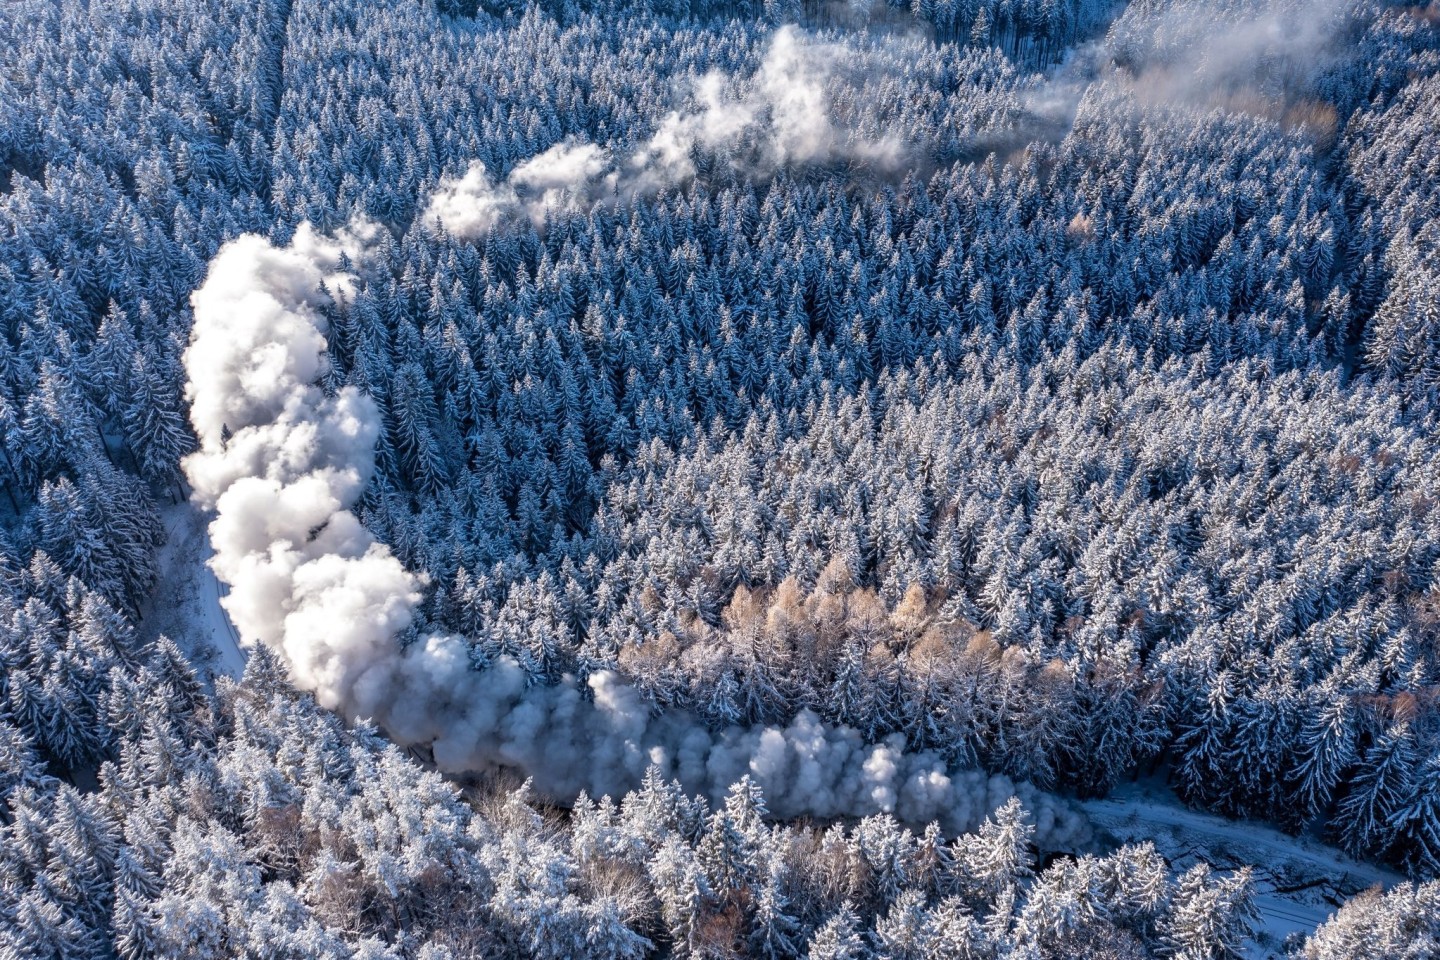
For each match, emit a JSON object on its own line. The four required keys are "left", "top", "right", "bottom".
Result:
{"left": 2, "top": 0, "right": 1440, "bottom": 955}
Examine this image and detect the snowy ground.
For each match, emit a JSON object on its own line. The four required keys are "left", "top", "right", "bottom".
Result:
{"left": 1082, "top": 778, "right": 1404, "bottom": 957}
{"left": 137, "top": 501, "right": 247, "bottom": 682}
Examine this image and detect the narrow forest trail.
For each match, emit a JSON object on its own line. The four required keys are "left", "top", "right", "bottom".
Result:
{"left": 1082, "top": 779, "right": 1403, "bottom": 956}
{"left": 139, "top": 502, "right": 247, "bottom": 681}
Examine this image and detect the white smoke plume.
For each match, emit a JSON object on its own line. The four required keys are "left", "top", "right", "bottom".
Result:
{"left": 423, "top": 141, "right": 616, "bottom": 236}
{"left": 1024, "top": 0, "right": 1360, "bottom": 138}
{"left": 423, "top": 26, "right": 903, "bottom": 239}
{"left": 1102, "top": 0, "right": 1356, "bottom": 102}
{"left": 182, "top": 223, "right": 1090, "bottom": 850}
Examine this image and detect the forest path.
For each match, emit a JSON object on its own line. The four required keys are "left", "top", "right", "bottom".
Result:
{"left": 138, "top": 501, "right": 247, "bottom": 682}
{"left": 1082, "top": 778, "right": 1404, "bottom": 956}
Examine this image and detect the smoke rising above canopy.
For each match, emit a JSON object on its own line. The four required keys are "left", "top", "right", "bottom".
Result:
{"left": 423, "top": 26, "right": 903, "bottom": 239}
{"left": 181, "top": 222, "right": 1089, "bottom": 849}
{"left": 1023, "top": 0, "right": 1360, "bottom": 142}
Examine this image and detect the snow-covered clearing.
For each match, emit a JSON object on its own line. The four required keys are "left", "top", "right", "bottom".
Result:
{"left": 138, "top": 500, "right": 247, "bottom": 681}
{"left": 1082, "top": 778, "right": 1404, "bottom": 957}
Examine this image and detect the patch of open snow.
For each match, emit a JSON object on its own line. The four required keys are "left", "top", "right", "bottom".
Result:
{"left": 1082, "top": 777, "right": 1403, "bottom": 957}
{"left": 137, "top": 500, "right": 246, "bottom": 682}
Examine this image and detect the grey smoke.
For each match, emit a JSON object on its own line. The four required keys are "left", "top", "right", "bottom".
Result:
{"left": 1103, "top": 0, "right": 1355, "bottom": 102}
{"left": 1022, "top": 0, "right": 1359, "bottom": 144}
{"left": 424, "top": 26, "right": 903, "bottom": 239}
{"left": 182, "top": 223, "right": 1090, "bottom": 849}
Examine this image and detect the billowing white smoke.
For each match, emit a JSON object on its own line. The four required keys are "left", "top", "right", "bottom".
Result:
{"left": 627, "top": 25, "right": 900, "bottom": 186}
{"left": 423, "top": 141, "right": 616, "bottom": 236}
{"left": 423, "top": 27, "right": 902, "bottom": 239}
{"left": 183, "top": 224, "right": 1089, "bottom": 849}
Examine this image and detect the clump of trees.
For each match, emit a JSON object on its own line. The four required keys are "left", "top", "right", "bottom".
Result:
{"left": 0, "top": 639, "right": 1264, "bottom": 960}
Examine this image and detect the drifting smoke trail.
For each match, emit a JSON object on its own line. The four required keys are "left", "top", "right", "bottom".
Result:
{"left": 1022, "top": 0, "right": 1360, "bottom": 142}
{"left": 423, "top": 27, "right": 904, "bottom": 238}
{"left": 182, "top": 223, "right": 1091, "bottom": 848}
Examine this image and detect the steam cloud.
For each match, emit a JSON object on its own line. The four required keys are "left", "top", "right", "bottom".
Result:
{"left": 423, "top": 26, "right": 902, "bottom": 238}
{"left": 182, "top": 223, "right": 1090, "bottom": 849}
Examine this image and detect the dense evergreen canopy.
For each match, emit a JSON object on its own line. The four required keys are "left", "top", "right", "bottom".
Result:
{"left": 2, "top": 0, "right": 1440, "bottom": 955}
